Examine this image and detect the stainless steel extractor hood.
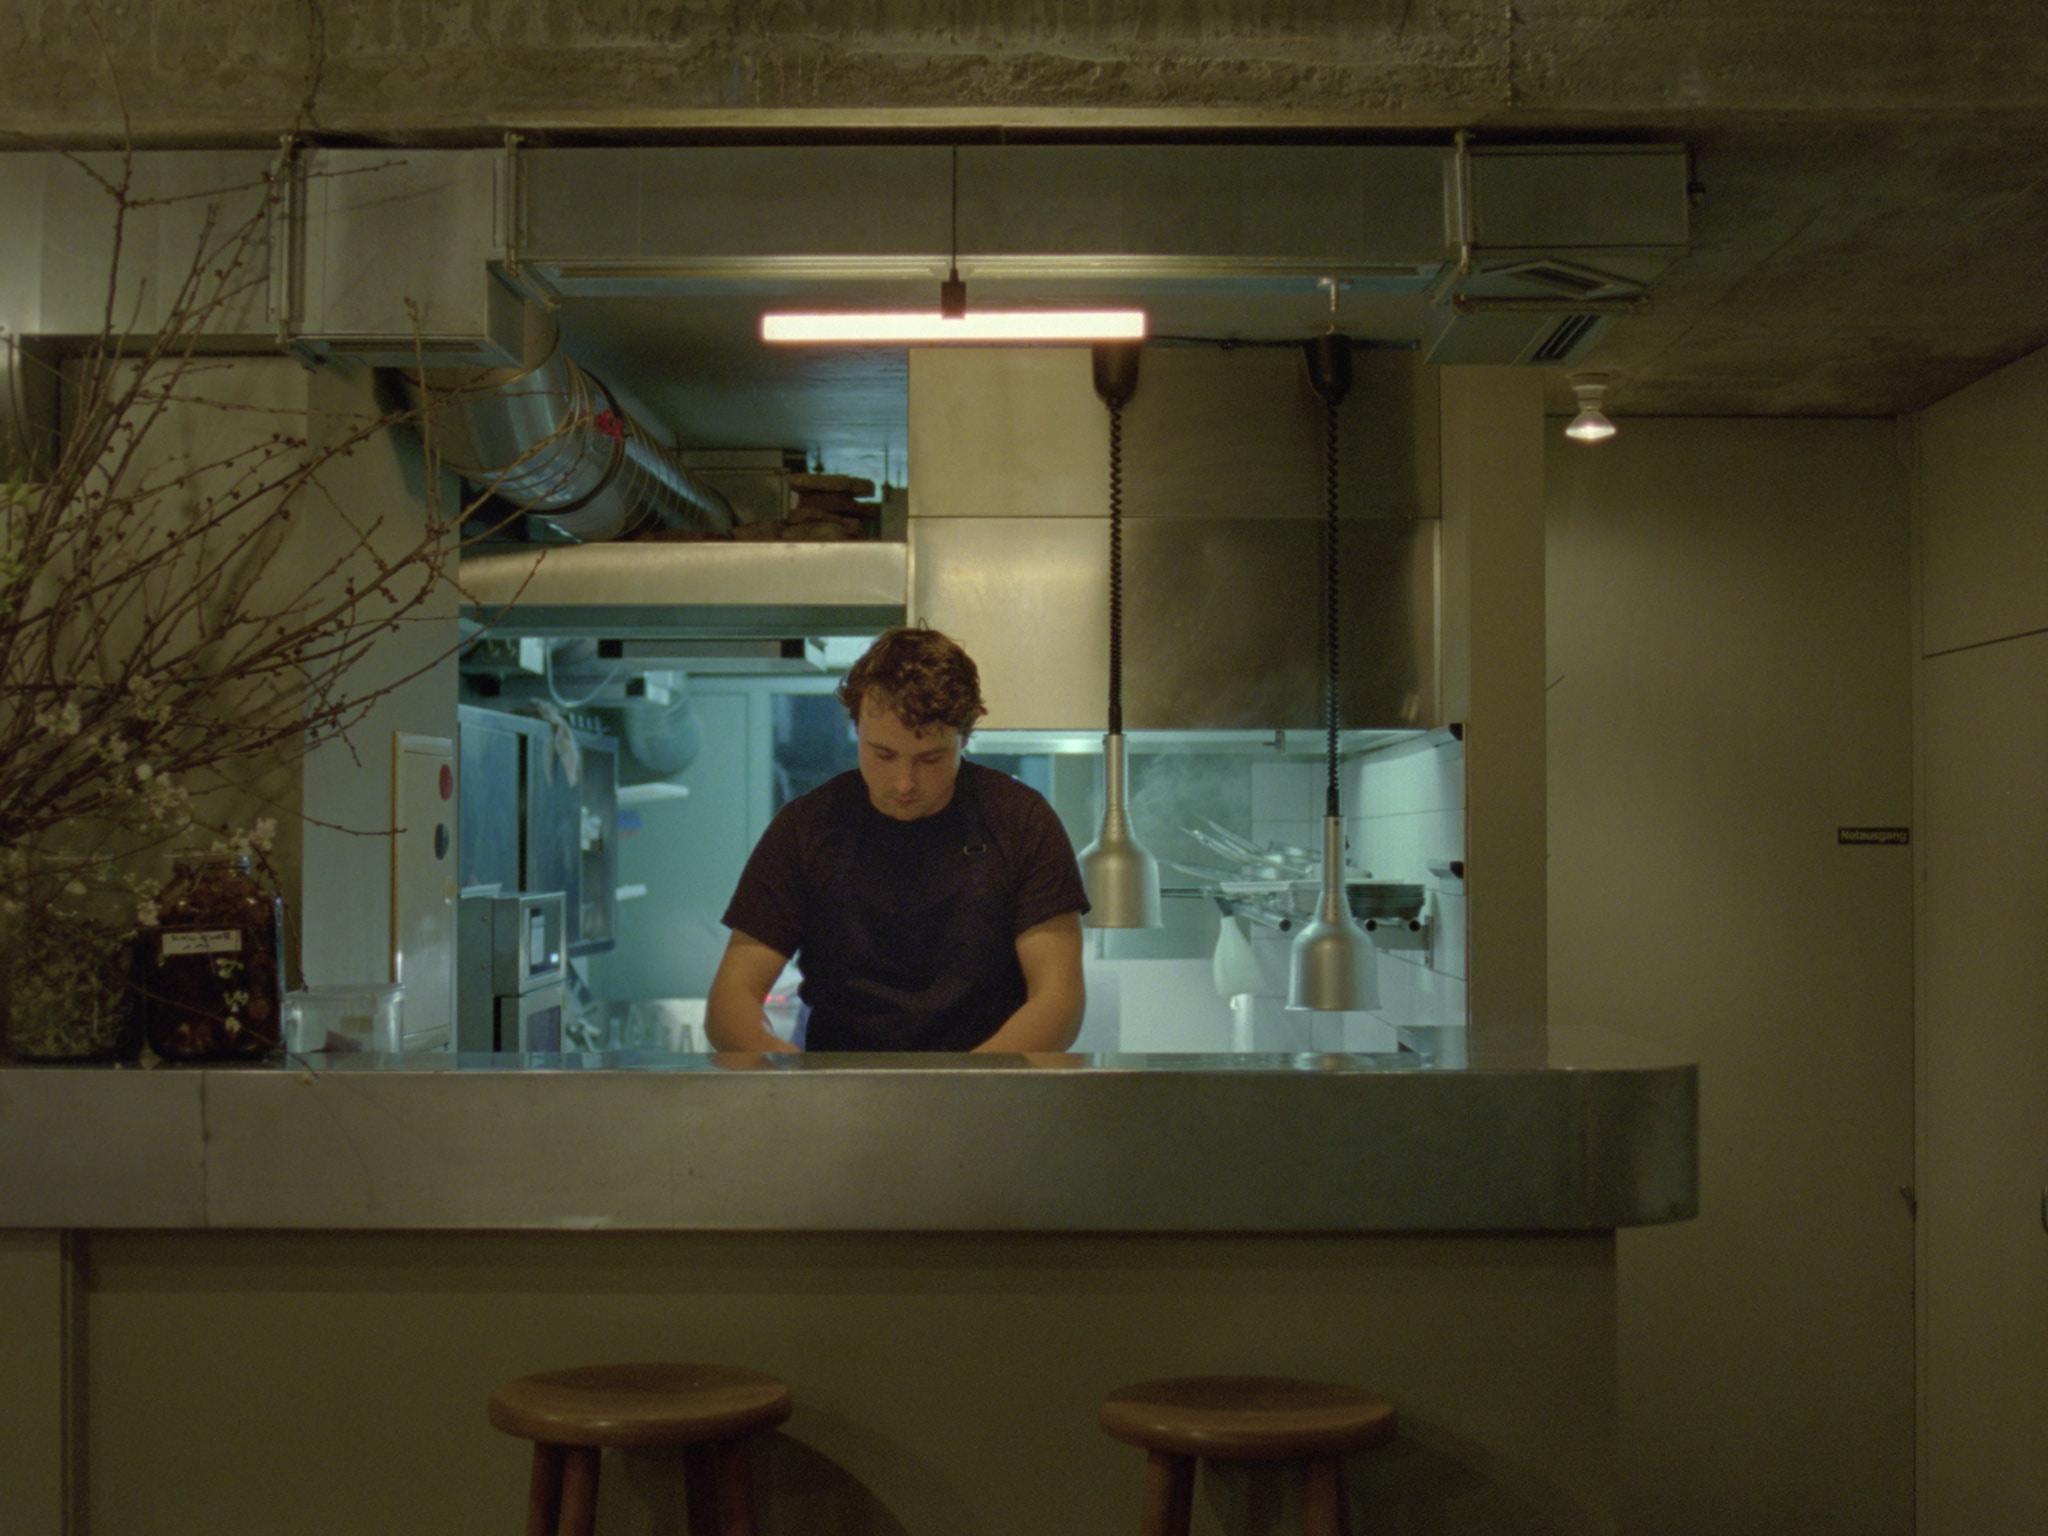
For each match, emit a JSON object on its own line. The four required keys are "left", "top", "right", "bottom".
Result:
{"left": 905, "top": 345, "right": 1441, "bottom": 732}
{"left": 460, "top": 539, "right": 907, "bottom": 639}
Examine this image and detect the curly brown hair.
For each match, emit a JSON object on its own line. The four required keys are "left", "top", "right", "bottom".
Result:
{"left": 836, "top": 626, "right": 987, "bottom": 737}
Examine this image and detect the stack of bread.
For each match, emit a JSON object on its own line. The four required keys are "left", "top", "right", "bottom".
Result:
{"left": 780, "top": 473, "right": 879, "bottom": 540}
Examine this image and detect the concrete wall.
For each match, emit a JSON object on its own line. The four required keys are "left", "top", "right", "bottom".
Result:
{"left": 1546, "top": 418, "right": 1916, "bottom": 1536}
{"left": 1910, "top": 347, "right": 2048, "bottom": 1536}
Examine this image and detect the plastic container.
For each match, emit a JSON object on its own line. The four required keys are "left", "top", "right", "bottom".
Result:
{"left": 283, "top": 984, "right": 406, "bottom": 1055}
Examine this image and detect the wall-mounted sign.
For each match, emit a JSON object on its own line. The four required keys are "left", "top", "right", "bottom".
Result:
{"left": 1838, "top": 827, "right": 1910, "bottom": 846}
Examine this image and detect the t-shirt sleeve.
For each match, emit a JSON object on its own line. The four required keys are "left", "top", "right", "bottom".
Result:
{"left": 1009, "top": 789, "right": 1091, "bottom": 935}
{"left": 720, "top": 803, "right": 807, "bottom": 958}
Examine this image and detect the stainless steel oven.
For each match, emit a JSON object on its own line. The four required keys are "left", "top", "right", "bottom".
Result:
{"left": 456, "top": 890, "right": 568, "bottom": 1052}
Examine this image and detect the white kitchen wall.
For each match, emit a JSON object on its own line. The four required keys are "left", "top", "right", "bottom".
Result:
{"left": 1235, "top": 741, "right": 1467, "bottom": 1055}
{"left": 1349, "top": 733, "right": 1468, "bottom": 1054}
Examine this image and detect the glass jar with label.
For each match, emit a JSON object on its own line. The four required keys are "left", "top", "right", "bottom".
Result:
{"left": 142, "top": 853, "right": 284, "bottom": 1061}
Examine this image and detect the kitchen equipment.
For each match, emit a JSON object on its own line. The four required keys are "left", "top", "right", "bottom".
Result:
{"left": 493, "top": 981, "right": 567, "bottom": 1053}
{"left": 457, "top": 890, "right": 568, "bottom": 1052}
{"left": 456, "top": 706, "right": 618, "bottom": 957}
{"left": 600, "top": 998, "right": 710, "bottom": 1053}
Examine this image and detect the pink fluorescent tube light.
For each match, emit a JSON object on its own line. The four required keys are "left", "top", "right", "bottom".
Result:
{"left": 761, "top": 309, "right": 1147, "bottom": 344}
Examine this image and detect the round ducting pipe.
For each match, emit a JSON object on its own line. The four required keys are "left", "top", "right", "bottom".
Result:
{"left": 402, "top": 305, "right": 734, "bottom": 542}
{"left": 620, "top": 685, "right": 703, "bottom": 781}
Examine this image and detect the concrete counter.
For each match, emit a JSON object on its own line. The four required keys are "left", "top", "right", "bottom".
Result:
{"left": 0, "top": 1026, "right": 1694, "bottom": 1232}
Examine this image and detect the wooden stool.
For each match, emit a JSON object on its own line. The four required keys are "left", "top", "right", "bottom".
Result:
{"left": 1101, "top": 1375, "right": 1397, "bottom": 1536}
{"left": 488, "top": 1362, "right": 791, "bottom": 1536}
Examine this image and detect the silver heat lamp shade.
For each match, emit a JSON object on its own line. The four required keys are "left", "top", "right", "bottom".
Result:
{"left": 1079, "top": 732, "right": 1162, "bottom": 929}
{"left": 1287, "top": 814, "right": 1379, "bottom": 1011}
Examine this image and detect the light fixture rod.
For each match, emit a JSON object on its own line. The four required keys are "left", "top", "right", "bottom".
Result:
{"left": 1080, "top": 342, "right": 1162, "bottom": 930}
{"left": 1305, "top": 333, "right": 1353, "bottom": 818}
{"left": 942, "top": 144, "right": 965, "bottom": 318}
{"left": 1288, "top": 333, "right": 1378, "bottom": 1011}
{"left": 1094, "top": 342, "right": 1141, "bottom": 733}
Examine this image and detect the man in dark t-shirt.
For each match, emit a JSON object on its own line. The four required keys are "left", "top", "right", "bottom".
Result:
{"left": 706, "top": 627, "right": 1089, "bottom": 1053}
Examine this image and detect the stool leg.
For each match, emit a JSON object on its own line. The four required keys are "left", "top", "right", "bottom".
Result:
{"left": 1299, "top": 1456, "right": 1350, "bottom": 1536}
{"left": 683, "top": 1444, "right": 721, "bottom": 1536}
{"left": 1139, "top": 1450, "right": 1196, "bottom": 1536}
{"left": 558, "top": 1447, "right": 602, "bottom": 1536}
{"left": 525, "top": 1443, "right": 566, "bottom": 1536}
{"left": 714, "top": 1440, "right": 759, "bottom": 1536}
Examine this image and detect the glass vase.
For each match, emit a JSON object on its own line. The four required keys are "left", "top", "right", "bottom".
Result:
{"left": 140, "top": 853, "right": 285, "bottom": 1061}
{"left": 0, "top": 862, "right": 142, "bottom": 1063}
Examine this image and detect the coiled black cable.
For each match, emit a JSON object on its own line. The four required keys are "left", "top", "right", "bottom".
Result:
{"left": 1108, "top": 397, "right": 1125, "bottom": 735}
{"left": 1324, "top": 394, "right": 1341, "bottom": 818}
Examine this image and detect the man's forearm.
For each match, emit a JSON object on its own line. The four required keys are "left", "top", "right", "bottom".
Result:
{"left": 705, "top": 931, "right": 802, "bottom": 1052}
{"left": 973, "top": 989, "right": 1083, "bottom": 1053}
{"left": 704, "top": 985, "right": 800, "bottom": 1052}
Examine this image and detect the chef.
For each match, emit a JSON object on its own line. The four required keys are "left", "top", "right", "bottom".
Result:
{"left": 704, "top": 626, "right": 1089, "bottom": 1052}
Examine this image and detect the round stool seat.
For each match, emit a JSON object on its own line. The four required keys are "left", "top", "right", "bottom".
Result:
{"left": 489, "top": 1363, "right": 792, "bottom": 1450}
{"left": 1102, "top": 1375, "right": 1397, "bottom": 1463}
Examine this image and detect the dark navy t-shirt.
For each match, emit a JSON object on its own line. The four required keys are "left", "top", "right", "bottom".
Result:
{"left": 721, "top": 762, "right": 1088, "bottom": 1050}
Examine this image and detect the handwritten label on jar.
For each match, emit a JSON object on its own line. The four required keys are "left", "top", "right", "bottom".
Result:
{"left": 161, "top": 930, "right": 242, "bottom": 957}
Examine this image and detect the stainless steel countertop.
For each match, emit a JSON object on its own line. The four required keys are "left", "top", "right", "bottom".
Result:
{"left": 0, "top": 1027, "right": 1696, "bottom": 1233}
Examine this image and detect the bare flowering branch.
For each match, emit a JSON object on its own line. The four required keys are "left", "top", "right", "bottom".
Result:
{"left": 0, "top": 15, "right": 578, "bottom": 1057}
{"left": 0, "top": 131, "right": 555, "bottom": 933}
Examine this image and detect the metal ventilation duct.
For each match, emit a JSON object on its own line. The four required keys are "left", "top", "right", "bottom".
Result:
{"left": 403, "top": 305, "right": 734, "bottom": 542}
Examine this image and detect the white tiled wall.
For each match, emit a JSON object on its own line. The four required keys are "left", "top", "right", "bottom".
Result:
{"left": 1237, "top": 735, "right": 1469, "bottom": 1052}
{"left": 1345, "top": 732, "right": 1467, "bottom": 1048}
{"left": 1076, "top": 737, "right": 1466, "bottom": 1056}
{"left": 1239, "top": 758, "right": 1381, "bottom": 1050}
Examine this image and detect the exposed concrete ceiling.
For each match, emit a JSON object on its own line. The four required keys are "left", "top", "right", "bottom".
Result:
{"left": 9, "top": 2, "right": 2048, "bottom": 429}
{"left": 1586, "top": 119, "right": 2048, "bottom": 418}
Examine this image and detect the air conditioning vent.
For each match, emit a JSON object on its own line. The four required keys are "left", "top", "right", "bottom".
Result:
{"left": 1528, "top": 313, "right": 1605, "bottom": 364}
{"left": 1493, "top": 257, "right": 1632, "bottom": 299}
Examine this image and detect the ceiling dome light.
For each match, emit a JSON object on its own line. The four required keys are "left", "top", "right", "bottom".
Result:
{"left": 1565, "top": 373, "right": 1617, "bottom": 442}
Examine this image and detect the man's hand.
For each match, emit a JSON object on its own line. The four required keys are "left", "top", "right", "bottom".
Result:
{"left": 704, "top": 931, "right": 801, "bottom": 1052}
{"left": 972, "top": 912, "right": 1086, "bottom": 1053}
